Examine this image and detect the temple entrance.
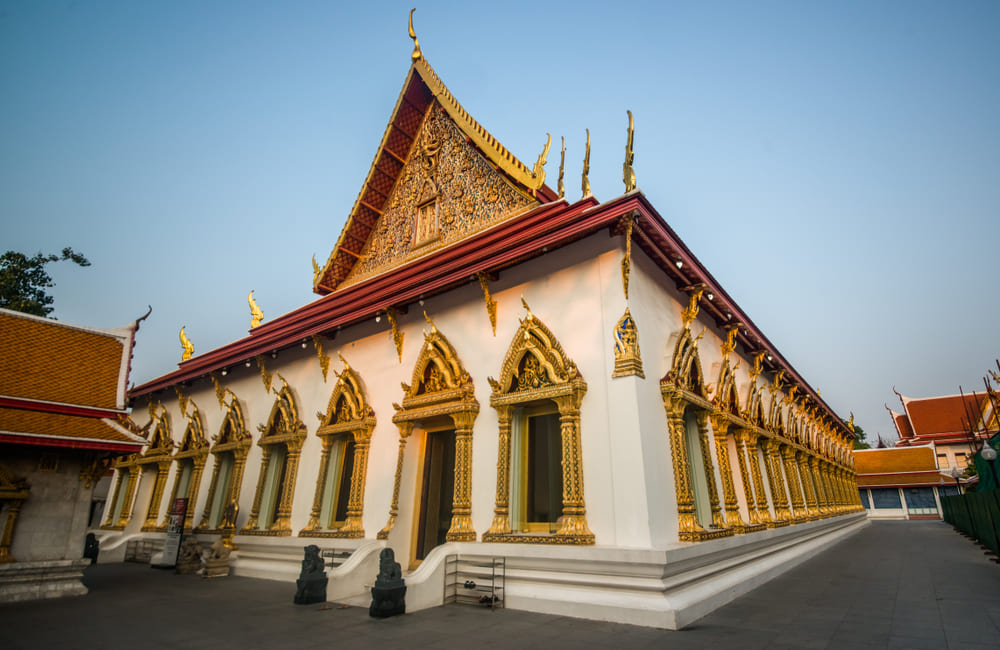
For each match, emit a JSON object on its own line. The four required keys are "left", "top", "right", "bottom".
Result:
{"left": 415, "top": 429, "right": 456, "bottom": 561}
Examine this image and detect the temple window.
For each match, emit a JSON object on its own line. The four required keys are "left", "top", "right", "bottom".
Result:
{"left": 510, "top": 405, "right": 563, "bottom": 533}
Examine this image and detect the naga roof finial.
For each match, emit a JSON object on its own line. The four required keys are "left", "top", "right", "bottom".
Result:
{"left": 623, "top": 110, "right": 636, "bottom": 192}
{"left": 408, "top": 9, "right": 422, "bottom": 62}
{"left": 582, "top": 128, "right": 592, "bottom": 197}
{"left": 557, "top": 136, "right": 566, "bottom": 198}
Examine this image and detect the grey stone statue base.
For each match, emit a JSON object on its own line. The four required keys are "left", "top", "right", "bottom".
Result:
{"left": 294, "top": 576, "right": 328, "bottom": 605}
{"left": 369, "top": 584, "right": 406, "bottom": 618}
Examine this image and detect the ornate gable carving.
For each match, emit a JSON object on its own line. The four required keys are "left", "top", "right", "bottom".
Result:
{"left": 258, "top": 379, "right": 306, "bottom": 445}
{"left": 318, "top": 362, "right": 376, "bottom": 434}
{"left": 175, "top": 405, "right": 208, "bottom": 456}
{"left": 344, "top": 104, "right": 537, "bottom": 286}
{"left": 662, "top": 328, "right": 708, "bottom": 402}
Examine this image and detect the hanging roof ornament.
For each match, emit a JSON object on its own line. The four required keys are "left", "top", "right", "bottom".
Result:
{"left": 623, "top": 110, "right": 636, "bottom": 192}
{"left": 408, "top": 8, "right": 422, "bottom": 62}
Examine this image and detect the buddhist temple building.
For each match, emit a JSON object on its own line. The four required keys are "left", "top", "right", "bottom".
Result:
{"left": 0, "top": 308, "right": 146, "bottom": 601}
{"left": 99, "top": 18, "right": 865, "bottom": 629}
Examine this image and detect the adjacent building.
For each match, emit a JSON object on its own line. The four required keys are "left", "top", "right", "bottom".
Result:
{"left": 0, "top": 308, "right": 146, "bottom": 601}
{"left": 891, "top": 391, "right": 998, "bottom": 471}
{"left": 854, "top": 446, "right": 958, "bottom": 519}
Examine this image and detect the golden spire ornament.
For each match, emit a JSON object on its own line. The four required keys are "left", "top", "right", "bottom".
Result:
{"left": 248, "top": 290, "right": 263, "bottom": 329}
{"left": 179, "top": 326, "right": 194, "bottom": 361}
{"left": 623, "top": 110, "right": 636, "bottom": 192}
{"left": 582, "top": 129, "right": 592, "bottom": 197}
{"left": 557, "top": 136, "right": 566, "bottom": 198}
{"left": 408, "top": 8, "right": 422, "bottom": 62}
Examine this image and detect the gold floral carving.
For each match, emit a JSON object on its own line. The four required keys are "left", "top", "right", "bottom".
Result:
{"left": 210, "top": 372, "right": 226, "bottom": 409}
{"left": 256, "top": 355, "right": 274, "bottom": 393}
{"left": 681, "top": 287, "right": 705, "bottom": 327}
{"left": 386, "top": 309, "right": 404, "bottom": 362}
{"left": 312, "top": 335, "right": 331, "bottom": 381}
{"left": 477, "top": 272, "right": 498, "bottom": 336}
{"left": 612, "top": 308, "right": 644, "bottom": 378}
{"left": 485, "top": 306, "right": 593, "bottom": 545}
{"left": 344, "top": 104, "right": 536, "bottom": 286}
{"left": 301, "top": 359, "right": 376, "bottom": 539}
{"left": 620, "top": 213, "right": 635, "bottom": 300}
{"left": 384, "top": 324, "right": 479, "bottom": 542}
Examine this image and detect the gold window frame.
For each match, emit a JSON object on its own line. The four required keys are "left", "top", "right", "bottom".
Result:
{"left": 196, "top": 396, "right": 251, "bottom": 532}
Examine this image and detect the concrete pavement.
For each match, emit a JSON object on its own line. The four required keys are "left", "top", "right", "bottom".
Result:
{"left": 1, "top": 520, "right": 998, "bottom": 649}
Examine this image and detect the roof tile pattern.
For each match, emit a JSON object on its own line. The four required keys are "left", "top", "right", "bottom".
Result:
{"left": 855, "top": 447, "right": 937, "bottom": 474}
{"left": 905, "top": 394, "right": 986, "bottom": 436}
{"left": 0, "top": 407, "right": 139, "bottom": 446}
{"left": 0, "top": 311, "right": 125, "bottom": 409}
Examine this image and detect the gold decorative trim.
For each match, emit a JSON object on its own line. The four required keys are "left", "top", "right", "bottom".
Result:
{"left": 196, "top": 396, "right": 251, "bottom": 531}
{"left": 312, "top": 335, "right": 331, "bottom": 381}
{"left": 256, "top": 355, "right": 274, "bottom": 393}
{"left": 612, "top": 308, "right": 644, "bottom": 378}
{"left": 485, "top": 304, "right": 593, "bottom": 545}
{"left": 681, "top": 286, "right": 705, "bottom": 327}
{"left": 477, "top": 272, "right": 498, "bottom": 336}
{"left": 621, "top": 213, "right": 634, "bottom": 300}
{"left": 386, "top": 323, "right": 479, "bottom": 542}
{"left": 300, "top": 358, "right": 375, "bottom": 539}
{"left": 210, "top": 372, "right": 226, "bottom": 409}
{"left": 582, "top": 129, "right": 592, "bottom": 197}
{"left": 242, "top": 380, "right": 306, "bottom": 535}
{"left": 386, "top": 309, "right": 404, "bottom": 362}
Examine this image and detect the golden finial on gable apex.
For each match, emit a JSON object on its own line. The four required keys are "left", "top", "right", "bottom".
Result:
{"left": 623, "top": 110, "right": 636, "bottom": 192}
{"left": 408, "top": 8, "right": 422, "bottom": 62}
{"left": 248, "top": 290, "right": 263, "bottom": 329}
{"left": 532, "top": 133, "right": 551, "bottom": 186}
{"left": 179, "top": 326, "right": 194, "bottom": 361}
{"left": 557, "top": 136, "right": 566, "bottom": 198}
{"left": 582, "top": 129, "right": 592, "bottom": 197}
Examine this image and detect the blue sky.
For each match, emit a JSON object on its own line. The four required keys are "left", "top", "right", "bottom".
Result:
{"left": 2, "top": 1, "right": 998, "bottom": 442}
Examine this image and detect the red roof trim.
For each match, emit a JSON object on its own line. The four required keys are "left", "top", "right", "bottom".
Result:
{"left": 0, "top": 432, "right": 143, "bottom": 453}
{"left": 0, "top": 395, "right": 126, "bottom": 419}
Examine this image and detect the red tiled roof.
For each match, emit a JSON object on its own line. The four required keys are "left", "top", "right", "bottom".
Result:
{"left": 905, "top": 394, "right": 986, "bottom": 437}
{"left": 893, "top": 412, "right": 914, "bottom": 439}
{"left": 0, "top": 309, "right": 134, "bottom": 410}
{"left": 0, "top": 407, "right": 145, "bottom": 451}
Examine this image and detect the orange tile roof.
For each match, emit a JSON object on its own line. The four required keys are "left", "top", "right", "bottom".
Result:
{"left": 0, "top": 407, "right": 144, "bottom": 449}
{"left": 892, "top": 412, "right": 914, "bottom": 438}
{"left": 857, "top": 471, "right": 948, "bottom": 488}
{"left": 854, "top": 446, "right": 938, "bottom": 475}
{"left": 0, "top": 309, "right": 133, "bottom": 410}
{"left": 904, "top": 393, "right": 986, "bottom": 436}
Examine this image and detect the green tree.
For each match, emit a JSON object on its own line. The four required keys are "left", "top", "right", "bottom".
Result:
{"left": 843, "top": 418, "right": 871, "bottom": 449}
{"left": 0, "top": 247, "right": 91, "bottom": 318}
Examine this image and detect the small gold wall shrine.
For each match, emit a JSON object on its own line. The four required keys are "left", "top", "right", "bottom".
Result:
{"left": 612, "top": 308, "right": 644, "bottom": 378}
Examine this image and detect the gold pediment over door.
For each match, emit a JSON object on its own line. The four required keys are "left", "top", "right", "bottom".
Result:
{"left": 343, "top": 103, "right": 538, "bottom": 286}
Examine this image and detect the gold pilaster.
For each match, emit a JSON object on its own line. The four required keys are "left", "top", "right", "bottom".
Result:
{"left": 552, "top": 396, "right": 594, "bottom": 542}
{"left": 743, "top": 430, "right": 774, "bottom": 526}
{"left": 446, "top": 412, "right": 476, "bottom": 541}
{"left": 796, "top": 452, "right": 820, "bottom": 520}
{"left": 304, "top": 437, "right": 333, "bottom": 531}
{"left": 270, "top": 443, "right": 302, "bottom": 532}
{"left": 734, "top": 429, "right": 764, "bottom": 527}
{"left": 117, "top": 468, "right": 140, "bottom": 527}
{"left": 780, "top": 445, "right": 807, "bottom": 522}
{"left": 340, "top": 431, "right": 372, "bottom": 536}
{"left": 243, "top": 446, "right": 270, "bottom": 531}
{"left": 695, "top": 412, "right": 727, "bottom": 530}
{"left": 141, "top": 461, "right": 171, "bottom": 532}
{"left": 809, "top": 456, "right": 830, "bottom": 517}
{"left": 761, "top": 438, "right": 791, "bottom": 525}
{"left": 665, "top": 395, "right": 705, "bottom": 540}
{"left": 485, "top": 406, "right": 513, "bottom": 537}
{"left": 710, "top": 415, "right": 745, "bottom": 532}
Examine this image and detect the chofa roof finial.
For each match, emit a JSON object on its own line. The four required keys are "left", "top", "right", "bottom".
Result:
{"left": 408, "top": 8, "right": 422, "bottom": 62}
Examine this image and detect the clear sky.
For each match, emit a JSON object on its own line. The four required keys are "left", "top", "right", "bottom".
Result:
{"left": 2, "top": 1, "right": 998, "bottom": 443}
